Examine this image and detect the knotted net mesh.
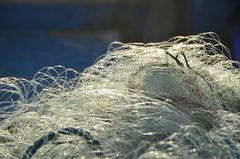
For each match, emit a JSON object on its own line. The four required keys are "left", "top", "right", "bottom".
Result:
{"left": 1, "top": 32, "right": 240, "bottom": 159}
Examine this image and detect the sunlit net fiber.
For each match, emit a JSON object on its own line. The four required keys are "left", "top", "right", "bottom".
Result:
{"left": 0, "top": 32, "right": 240, "bottom": 159}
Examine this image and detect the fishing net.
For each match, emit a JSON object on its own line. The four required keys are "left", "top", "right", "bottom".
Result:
{"left": 1, "top": 32, "right": 240, "bottom": 159}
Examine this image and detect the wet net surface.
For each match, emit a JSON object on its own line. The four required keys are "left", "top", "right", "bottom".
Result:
{"left": 1, "top": 32, "right": 240, "bottom": 159}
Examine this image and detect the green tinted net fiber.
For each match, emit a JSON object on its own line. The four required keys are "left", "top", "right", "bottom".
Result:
{"left": 1, "top": 32, "right": 240, "bottom": 159}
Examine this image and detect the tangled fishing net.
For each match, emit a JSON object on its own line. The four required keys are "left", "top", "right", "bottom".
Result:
{"left": 1, "top": 32, "right": 240, "bottom": 159}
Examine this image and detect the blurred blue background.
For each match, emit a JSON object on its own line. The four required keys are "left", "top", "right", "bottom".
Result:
{"left": 0, "top": 0, "right": 240, "bottom": 79}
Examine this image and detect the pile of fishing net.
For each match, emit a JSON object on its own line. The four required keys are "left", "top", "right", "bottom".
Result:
{"left": 1, "top": 32, "right": 240, "bottom": 159}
